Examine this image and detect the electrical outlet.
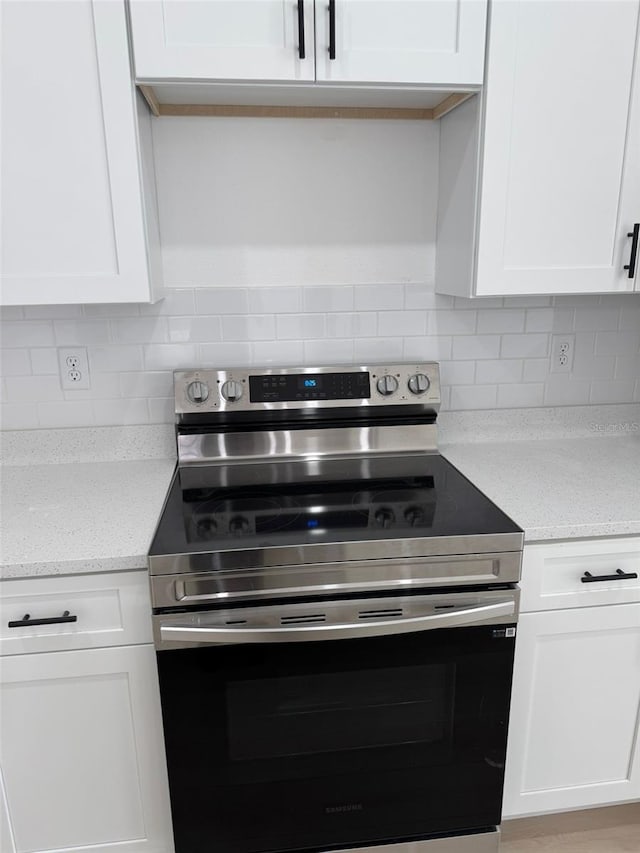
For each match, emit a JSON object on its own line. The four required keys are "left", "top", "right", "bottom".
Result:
{"left": 58, "top": 347, "right": 91, "bottom": 390}
{"left": 551, "top": 335, "right": 575, "bottom": 374}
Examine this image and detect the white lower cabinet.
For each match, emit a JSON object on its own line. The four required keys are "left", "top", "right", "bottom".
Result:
{"left": 0, "top": 573, "right": 173, "bottom": 853}
{"left": 503, "top": 539, "right": 640, "bottom": 818}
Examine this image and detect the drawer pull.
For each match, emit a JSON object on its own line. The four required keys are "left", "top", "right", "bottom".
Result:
{"left": 581, "top": 569, "right": 638, "bottom": 584}
{"left": 8, "top": 610, "right": 78, "bottom": 628}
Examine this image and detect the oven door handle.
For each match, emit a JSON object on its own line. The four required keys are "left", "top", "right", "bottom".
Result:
{"left": 159, "top": 600, "right": 516, "bottom": 645}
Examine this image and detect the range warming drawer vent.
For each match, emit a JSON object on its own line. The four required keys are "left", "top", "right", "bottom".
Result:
{"left": 358, "top": 608, "right": 404, "bottom": 619}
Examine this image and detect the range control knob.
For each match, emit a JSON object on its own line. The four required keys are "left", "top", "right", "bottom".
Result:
{"left": 408, "top": 373, "right": 430, "bottom": 395}
{"left": 374, "top": 507, "right": 395, "bottom": 529}
{"left": 229, "top": 516, "right": 250, "bottom": 535}
{"left": 186, "top": 380, "right": 209, "bottom": 404}
{"left": 376, "top": 375, "right": 399, "bottom": 396}
{"left": 221, "top": 379, "right": 244, "bottom": 402}
{"left": 404, "top": 506, "right": 425, "bottom": 527}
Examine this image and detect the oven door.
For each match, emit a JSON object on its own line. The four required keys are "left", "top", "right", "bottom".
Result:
{"left": 154, "top": 589, "right": 518, "bottom": 853}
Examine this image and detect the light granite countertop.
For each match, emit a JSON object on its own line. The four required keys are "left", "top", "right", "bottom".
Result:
{"left": 1, "top": 406, "right": 639, "bottom": 580}
{"left": 1, "top": 458, "right": 176, "bottom": 579}
{"left": 442, "top": 434, "right": 640, "bottom": 542}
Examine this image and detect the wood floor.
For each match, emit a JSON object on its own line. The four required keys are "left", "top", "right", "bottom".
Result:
{"left": 500, "top": 803, "right": 640, "bottom": 852}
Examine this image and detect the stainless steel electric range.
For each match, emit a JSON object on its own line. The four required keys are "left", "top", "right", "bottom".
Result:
{"left": 149, "top": 362, "right": 523, "bottom": 853}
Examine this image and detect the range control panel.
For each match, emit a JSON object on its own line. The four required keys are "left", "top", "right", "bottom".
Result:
{"left": 175, "top": 363, "right": 441, "bottom": 415}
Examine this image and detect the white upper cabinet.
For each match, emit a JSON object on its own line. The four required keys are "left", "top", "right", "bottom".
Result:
{"left": 129, "top": 0, "right": 316, "bottom": 82}
{"left": 1, "top": 0, "right": 161, "bottom": 306}
{"left": 437, "top": 0, "right": 640, "bottom": 297}
{"left": 129, "top": 0, "right": 487, "bottom": 87}
{"left": 315, "top": 0, "right": 487, "bottom": 86}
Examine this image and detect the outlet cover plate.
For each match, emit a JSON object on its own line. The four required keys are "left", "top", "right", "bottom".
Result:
{"left": 58, "top": 347, "right": 91, "bottom": 390}
{"left": 550, "top": 335, "right": 575, "bottom": 374}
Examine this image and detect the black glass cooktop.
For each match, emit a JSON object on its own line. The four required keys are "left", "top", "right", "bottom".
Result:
{"left": 149, "top": 454, "right": 521, "bottom": 557}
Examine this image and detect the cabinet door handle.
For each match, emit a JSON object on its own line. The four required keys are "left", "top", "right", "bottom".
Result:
{"left": 581, "top": 569, "right": 638, "bottom": 584}
{"left": 624, "top": 223, "right": 639, "bottom": 279}
{"left": 297, "top": 1, "right": 306, "bottom": 59}
{"left": 328, "top": 0, "right": 336, "bottom": 59}
{"left": 8, "top": 610, "right": 78, "bottom": 628}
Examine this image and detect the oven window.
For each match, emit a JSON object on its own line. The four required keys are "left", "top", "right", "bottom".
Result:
{"left": 227, "top": 664, "right": 453, "bottom": 761}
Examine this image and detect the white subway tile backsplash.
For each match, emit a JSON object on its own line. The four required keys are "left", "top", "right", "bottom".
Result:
{"left": 195, "top": 288, "right": 248, "bottom": 315}
{"left": 90, "top": 345, "right": 144, "bottom": 372}
{"left": 354, "top": 337, "right": 404, "bottom": 361}
{"left": 438, "top": 360, "right": 475, "bottom": 386}
{"left": 326, "top": 313, "right": 377, "bottom": 338}
{"left": 522, "top": 358, "right": 551, "bottom": 382}
{"left": 140, "top": 289, "right": 196, "bottom": 316}
{"left": 619, "top": 305, "right": 640, "bottom": 331}
{"left": 30, "top": 348, "right": 59, "bottom": 375}
{"left": 589, "top": 380, "right": 637, "bottom": 404}
{"left": 543, "top": 376, "right": 593, "bottom": 406}
{"left": 304, "top": 339, "right": 354, "bottom": 363}
{"left": 1, "top": 322, "right": 55, "bottom": 348}
{"left": 148, "top": 397, "right": 174, "bottom": 423}
{"left": 614, "top": 354, "right": 640, "bottom": 380}
{"left": 251, "top": 340, "right": 304, "bottom": 364}
{"left": 277, "top": 314, "right": 326, "bottom": 340}
{"left": 450, "top": 384, "right": 498, "bottom": 410}
{"left": 168, "top": 316, "right": 222, "bottom": 343}
{"left": 497, "top": 383, "right": 545, "bottom": 408}
{"left": 92, "top": 398, "right": 150, "bottom": 426}
{"left": 303, "top": 286, "right": 354, "bottom": 313}
{"left": 120, "top": 371, "right": 173, "bottom": 399}
{"left": 574, "top": 307, "right": 620, "bottom": 332}
{"left": 429, "top": 310, "right": 476, "bottom": 335}
{"left": 378, "top": 311, "right": 427, "bottom": 337}
{"left": 475, "top": 359, "right": 523, "bottom": 385}
{"left": 525, "top": 308, "right": 554, "bottom": 333}
{"left": 25, "top": 305, "right": 83, "bottom": 320}
{"left": 403, "top": 335, "right": 452, "bottom": 360}
{"left": 476, "top": 309, "right": 525, "bottom": 334}
{"left": 37, "top": 400, "right": 95, "bottom": 428}
{"left": 222, "top": 315, "right": 276, "bottom": 341}
{"left": 54, "top": 320, "right": 111, "bottom": 346}
{"left": 5, "top": 375, "right": 63, "bottom": 403}
{"left": 452, "top": 335, "right": 501, "bottom": 360}
{"left": 1, "top": 403, "right": 39, "bottom": 428}
{"left": 354, "top": 285, "right": 401, "bottom": 311}
{"left": 500, "top": 334, "right": 549, "bottom": 359}
{"left": 142, "top": 344, "right": 197, "bottom": 370}
{"left": 198, "top": 342, "right": 253, "bottom": 366}
{"left": 595, "top": 331, "right": 640, "bottom": 356}
{"left": 2, "top": 283, "right": 638, "bottom": 428}
{"left": 249, "top": 288, "right": 302, "bottom": 314}
{"left": 114, "top": 317, "right": 169, "bottom": 344}
{"left": 2, "top": 349, "right": 31, "bottom": 376}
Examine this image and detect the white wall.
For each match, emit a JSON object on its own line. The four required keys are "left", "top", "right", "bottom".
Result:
{"left": 1, "top": 117, "right": 639, "bottom": 430}
{"left": 154, "top": 117, "right": 436, "bottom": 288}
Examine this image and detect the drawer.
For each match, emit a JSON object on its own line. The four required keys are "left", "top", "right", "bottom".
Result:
{"left": 0, "top": 571, "right": 152, "bottom": 656}
{"left": 521, "top": 537, "right": 640, "bottom": 613}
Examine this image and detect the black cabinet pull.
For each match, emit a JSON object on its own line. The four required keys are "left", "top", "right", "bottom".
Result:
{"left": 581, "top": 569, "right": 638, "bottom": 584}
{"left": 328, "top": 0, "right": 336, "bottom": 59}
{"left": 297, "top": 1, "right": 305, "bottom": 59}
{"left": 624, "top": 223, "right": 639, "bottom": 279}
{"left": 8, "top": 610, "right": 78, "bottom": 628}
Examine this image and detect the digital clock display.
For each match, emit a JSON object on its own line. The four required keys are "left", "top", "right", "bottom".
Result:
{"left": 298, "top": 376, "right": 321, "bottom": 390}
{"left": 249, "top": 372, "right": 371, "bottom": 402}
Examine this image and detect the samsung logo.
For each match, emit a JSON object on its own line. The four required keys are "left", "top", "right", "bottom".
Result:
{"left": 325, "top": 803, "right": 364, "bottom": 814}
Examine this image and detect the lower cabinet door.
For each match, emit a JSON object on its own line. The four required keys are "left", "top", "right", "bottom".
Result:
{"left": 503, "top": 603, "right": 640, "bottom": 817}
{"left": 0, "top": 645, "right": 173, "bottom": 853}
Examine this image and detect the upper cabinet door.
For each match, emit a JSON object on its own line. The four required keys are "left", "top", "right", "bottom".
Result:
{"left": 129, "top": 0, "right": 316, "bottom": 82}
{"left": 475, "top": 0, "right": 640, "bottom": 296}
{"left": 1, "top": 0, "right": 158, "bottom": 306}
{"left": 315, "top": 0, "right": 487, "bottom": 85}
